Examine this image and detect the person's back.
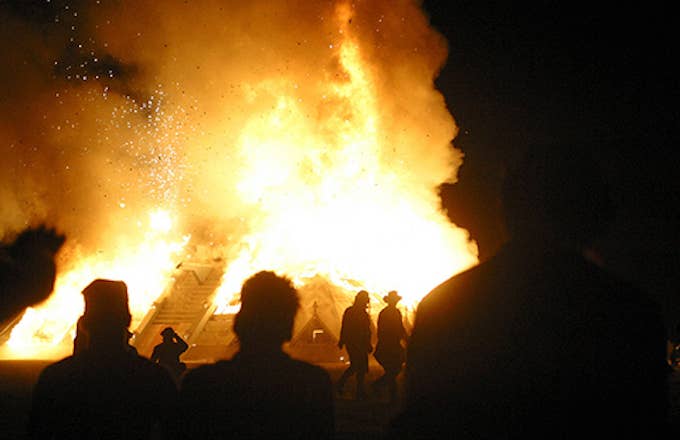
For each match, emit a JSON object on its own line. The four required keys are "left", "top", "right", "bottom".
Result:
{"left": 390, "top": 146, "right": 669, "bottom": 438}
{"left": 28, "top": 279, "right": 177, "bottom": 440}
{"left": 180, "top": 350, "right": 333, "bottom": 438}
{"left": 377, "top": 302, "right": 405, "bottom": 350}
{"left": 340, "top": 303, "right": 371, "bottom": 350}
{"left": 394, "top": 243, "right": 667, "bottom": 438}
{"left": 177, "top": 271, "right": 334, "bottom": 439}
{"left": 152, "top": 340, "right": 185, "bottom": 364}
{"left": 29, "top": 349, "right": 177, "bottom": 439}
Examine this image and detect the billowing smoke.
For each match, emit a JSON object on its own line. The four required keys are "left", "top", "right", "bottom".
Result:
{"left": 1, "top": 0, "right": 477, "bottom": 357}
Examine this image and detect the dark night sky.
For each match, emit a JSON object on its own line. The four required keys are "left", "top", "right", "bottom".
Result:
{"left": 423, "top": 2, "right": 679, "bottom": 329}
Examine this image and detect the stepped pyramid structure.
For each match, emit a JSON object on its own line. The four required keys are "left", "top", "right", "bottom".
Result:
{"left": 0, "top": 259, "right": 398, "bottom": 364}
{"left": 131, "top": 265, "right": 379, "bottom": 365}
{"left": 132, "top": 261, "right": 230, "bottom": 362}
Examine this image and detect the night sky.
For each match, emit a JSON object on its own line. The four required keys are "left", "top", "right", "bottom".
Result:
{"left": 423, "top": 2, "right": 679, "bottom": 330}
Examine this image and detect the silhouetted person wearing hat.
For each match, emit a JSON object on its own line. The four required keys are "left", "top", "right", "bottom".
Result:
{"left": 389, "top": 146, "right": 669, "bottom": 438}
{"left": 178, "top": 271, "right": 334, "bottom": 439}
{"left": 372, "top": 290, "right": 406, "bottom": 402}
{"left": 28, "top": 279, "right": 177, "bottom": 439}
{"left": 0, "top": 225, "right": 65, "bottom": 322}
{"left": 336, "top": 290, "right": 372, "bottom": 400}
{"left": 151, "top": 327, "right": 188, "bottom": 383}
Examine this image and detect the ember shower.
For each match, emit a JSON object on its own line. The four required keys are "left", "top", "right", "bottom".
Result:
{"left": 0, "top": 0, "right": 478, "bottom": 358}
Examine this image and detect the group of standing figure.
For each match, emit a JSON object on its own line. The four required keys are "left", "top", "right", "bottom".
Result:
{"left": 10, "top": 144, "right": 672, "bottom": 438}
{"left": 27, "top": 271, "right": 336, "bottom": 439}
{"left": 337, "top": 289, "right": 407, "bottom": 401}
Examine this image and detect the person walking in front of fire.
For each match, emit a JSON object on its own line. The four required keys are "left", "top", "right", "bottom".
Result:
{"left": 372, "top": 290, "right": 407, "bottom": 402}
{"left": 336, "top": 290, "right": 372, "bottom": 400}
{"left": 151, "top": 326, "right": 188, "bottom": 383}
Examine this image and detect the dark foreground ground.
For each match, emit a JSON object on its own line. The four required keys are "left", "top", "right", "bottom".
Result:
{"left": 1, "top": 359, "right": 679, "bottom": 439}
{"left": 0, "top": 359, "right": 402, "bottom": 440}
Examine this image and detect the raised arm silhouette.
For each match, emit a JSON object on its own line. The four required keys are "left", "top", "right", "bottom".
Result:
{"left": 151, "top": 326, "right": 188, "bottom": 383}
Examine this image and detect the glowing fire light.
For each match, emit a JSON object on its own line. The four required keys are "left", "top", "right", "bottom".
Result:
{"left": 149, "top": 209, "right": 173, "bottom": 234}
{"left": 1, "top": 0, "right": 478, "bottom": 359}
{"left": 213, "top": 2, "right": 478, "bottom": 310}
{"left": 3, "top": 210, "right": 188, "bottom": 359}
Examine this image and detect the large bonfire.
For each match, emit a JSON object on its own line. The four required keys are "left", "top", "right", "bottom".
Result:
{"left": 0, "top": 0, "right": 477, "bottom": 359}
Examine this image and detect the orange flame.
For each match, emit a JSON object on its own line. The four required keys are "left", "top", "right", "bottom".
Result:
{"left": 214, "top": 7, "right": 477, "bottom": 309}
{"left": 2, "top": 210, "right": 188, "bottom": 359}
{"left": 1, "top": 0, "right": 477, "bottom": 359}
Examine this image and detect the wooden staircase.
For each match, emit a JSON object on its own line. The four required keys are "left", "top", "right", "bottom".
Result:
{"left": 132, "top": 262, "right": 225, "bottom": 358}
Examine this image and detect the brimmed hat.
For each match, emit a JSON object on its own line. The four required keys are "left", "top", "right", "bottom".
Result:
{"left": 81, "top": 279, "right": 131, "bottom": 329}
{"left": 383, "top": 290, "right": 402, "bottom": 304}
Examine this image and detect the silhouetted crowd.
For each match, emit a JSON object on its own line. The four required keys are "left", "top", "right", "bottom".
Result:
{"left": 1, "top": 145, "right": 673, "bottom": 438}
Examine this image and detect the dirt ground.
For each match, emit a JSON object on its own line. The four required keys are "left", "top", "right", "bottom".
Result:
{"left": 1, "top": 360, "right": 678, "bottom": 439}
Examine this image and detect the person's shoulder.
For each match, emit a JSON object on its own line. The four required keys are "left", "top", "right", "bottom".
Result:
{"left": 124, "top": 352, "right": 175, "bottom": 381}
{"left": 47, "top": 354, "right": 77, "bottom": 367}
{"left": 584, "top": 259, "right": 661, "bottom": 313}
{"left": 283, "top": 357, "right": 333, "bottom": 391}
{"left": 417, "top": 260, "right": 487, "bottom": 313}
{"left": 287, "top": 357, "right": 330, "bottom": 379}
{"left": 38, "top": 355, "right": 77, "bottom": 379}
{"left": 131, "top": 350, "right": 162, "bottom": 366}
{"left": 183, "top": 360, "right": 234, "bottom": 385}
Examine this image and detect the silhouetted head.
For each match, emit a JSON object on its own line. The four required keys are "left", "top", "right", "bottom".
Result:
{"left": 501, "top": 145, "right": 613, "bottom": 247}
{"left": 80, "top": 279, "right": 131, "bottom": 339}
{"left": 161, "top": 327, "right": 174, "bottom": 340}
{"left": 233, "top": 271, "right": 299, "bottom": 349}
{"left": 354, "top": 290, "right": 370, "bottom": 307}
{"left": 383, "top": 290, "right": 402, "bottom": 305}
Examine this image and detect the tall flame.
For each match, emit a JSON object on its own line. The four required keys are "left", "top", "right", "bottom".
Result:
{"left": 215, "top": 3, "right": 477, "bottom": 309}
{"left": 1, "top": 0, "right": 477, "bottom": 358}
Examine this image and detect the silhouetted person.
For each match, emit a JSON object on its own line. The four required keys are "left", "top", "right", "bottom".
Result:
{"left": 336, "top": 290, "right": 372, "bottom": 400}
{"left": 72, "top": 315, "right": 88, "bottom": 354}
{"left": 178, "top": 271, "right": 334, "bottom": 439}
{"left": 372, "top": 290, "right": 406, "bottom": 402}
{"left": 0, "top": 225, "right": 65, "bottom": 322}
{"left": 151, "top": 327, "right": 188, "bottom": 382}
{"left": 73, "top": 316, "right": 137, "bottom": 355}
{"left": 28, "top": 279, "right": 177, "bottom": 439}
{"left": 389, "top": 146, "right": 669, "bottom": 438}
